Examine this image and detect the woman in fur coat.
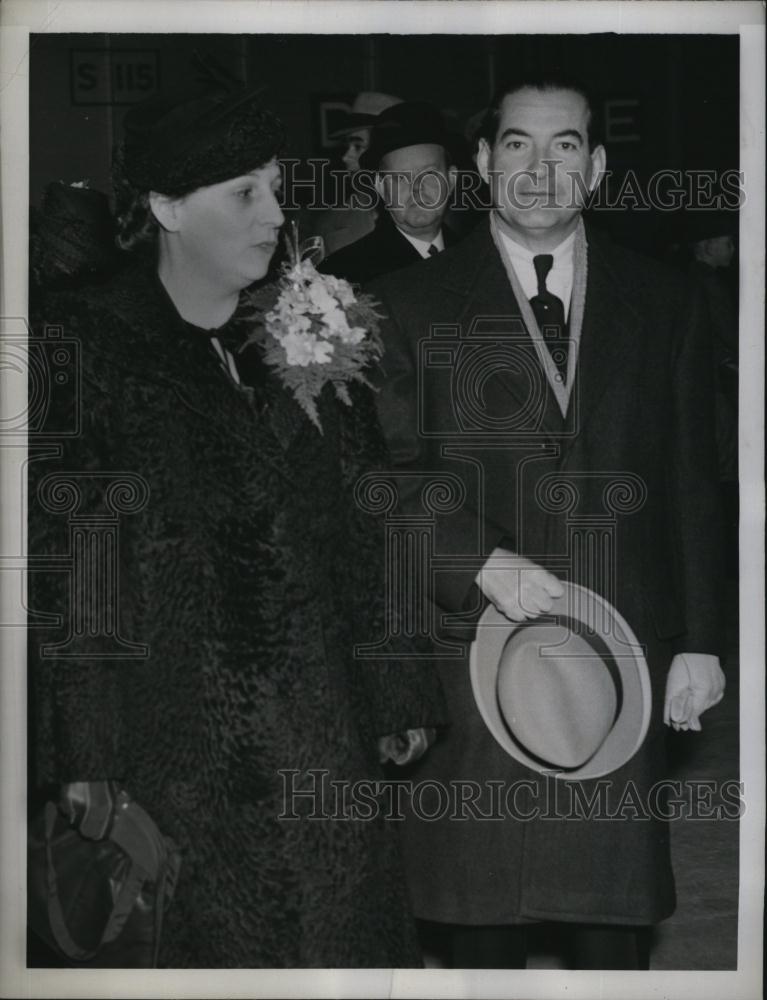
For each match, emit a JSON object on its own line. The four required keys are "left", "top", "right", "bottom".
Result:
{"left": 28, "top": 80, "right": 446, "bottom": 968}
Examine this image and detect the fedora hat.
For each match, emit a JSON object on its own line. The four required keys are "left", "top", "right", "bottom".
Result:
{"left": 359, "top": 101, "right": 458, "bottom": 171}
{"left": 328, "top": 91, "right": 403, "bottom": 139}
{"left": 470, "top": 582, "right": 651, "bottom": 781}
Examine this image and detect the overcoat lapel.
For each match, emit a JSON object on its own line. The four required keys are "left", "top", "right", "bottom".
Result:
{"left": 375, "top": 218, "right": 424, "bottom": 270}
{"left": 440, "top": 223, "right": 566, "bottom": 441}
{"left": 563, "top": 227, "right": 643, "bottom": 450}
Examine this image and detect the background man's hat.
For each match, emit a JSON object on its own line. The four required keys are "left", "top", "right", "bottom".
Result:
{"left": 470, "top": 582, "right": 651, "bottom": 781}
{"left": 360, "top": 101, "right": 457, "bottom": 170}
{"left": 328, "top": 91, "right": 403, "bottom": 139}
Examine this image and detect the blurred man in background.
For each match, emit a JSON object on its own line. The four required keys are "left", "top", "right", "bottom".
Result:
{"left": 320, "top": 101, "right": 460, "bottom": 284}
{"left": 311, "top": 90, "right": 402, "bottom": 256}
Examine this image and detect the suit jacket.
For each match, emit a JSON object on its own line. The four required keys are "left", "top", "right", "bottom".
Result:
{"left": 367, "top": 218, "right": 724, "bottom": 925}
{"left": 320, "top": 213, "right": 459, "bottom": 285}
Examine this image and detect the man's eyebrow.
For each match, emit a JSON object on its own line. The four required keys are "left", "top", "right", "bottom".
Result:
{"left": 553, "top": 129, "right": 584, "bottom": 143}
{"left": 498, "top": 127, "right": 531, "bottom": 141}
{"left": 497, "top": 127, "right": 584, "bottom": 143}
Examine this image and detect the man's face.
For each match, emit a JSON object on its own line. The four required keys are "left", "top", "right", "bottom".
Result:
{"left": 477, "top": 88, "right": 606, "bottom": 247}
{"left": 170, "top": 159, "right": 284, "bottom": 293}
{"left": 377, "top": 143, "right": 456, "bottom": 238}
{"left": 342, "top": 129, "right": 371, "bottom": 173}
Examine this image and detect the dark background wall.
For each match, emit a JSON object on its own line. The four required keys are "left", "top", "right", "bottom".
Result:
{"left": 29, "top": 32, "right": 739, "bottom": 254}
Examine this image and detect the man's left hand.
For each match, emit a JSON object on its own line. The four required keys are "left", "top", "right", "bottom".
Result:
{"left": 663, "top": 653, "right": 725, "bottom": 731}
{"left": 378, "top": 727, "right": 436, "bottom": 765}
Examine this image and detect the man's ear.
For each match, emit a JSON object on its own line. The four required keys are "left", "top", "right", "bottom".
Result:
{"left": 476, "top": 138, "right": 491, "bottom": 185}
{"left": 148, "top": 191, "right": 183, "bottom": 233}
{"left": 446, "top": 164, "right": 458, "bottom": 195}
{"left": 588, "top": 144, "right": 607, "bottom": 192}
{"left": 373, "top": 172, "right": 385, "bottom": 200}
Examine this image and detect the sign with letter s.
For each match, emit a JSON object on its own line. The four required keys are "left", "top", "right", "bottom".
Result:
{"left": 71, "top": 50, "right": 159, "bottom": 106}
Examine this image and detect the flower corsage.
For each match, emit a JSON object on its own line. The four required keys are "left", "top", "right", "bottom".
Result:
{"left": 241, "top": 223, "right": 384, "bottom": 432}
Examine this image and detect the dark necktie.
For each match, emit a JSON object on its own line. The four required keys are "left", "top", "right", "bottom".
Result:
{"left": 428, "top": 244, "right": 440, "bottom": 257}
{"left": 530, "top": 254, "right": 568, "bottom": 382}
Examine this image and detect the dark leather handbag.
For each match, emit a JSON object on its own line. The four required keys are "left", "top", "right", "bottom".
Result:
{"left": 28, "top": 788, "right": 182, "bottom": 967}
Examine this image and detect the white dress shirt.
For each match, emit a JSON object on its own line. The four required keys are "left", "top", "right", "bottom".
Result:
{"left": 397, "top": 228, "right": 445, "bottom": 259}
{"left": 498, "top": 228, "right": 576, "bottom": 318}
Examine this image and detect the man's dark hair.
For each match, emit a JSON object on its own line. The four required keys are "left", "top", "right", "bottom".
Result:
{"left": 477, "top": 72, "right": 602, "bottom": 151}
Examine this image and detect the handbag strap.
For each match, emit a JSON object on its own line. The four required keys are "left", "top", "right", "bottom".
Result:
{"left": 43, "top": 801, "right": 146, "bottom": 962}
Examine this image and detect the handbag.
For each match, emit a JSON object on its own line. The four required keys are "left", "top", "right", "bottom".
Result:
{"left": 28, "top": 786, "right": 182, "bottom": 967}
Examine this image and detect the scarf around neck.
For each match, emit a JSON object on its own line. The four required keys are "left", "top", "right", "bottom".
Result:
{"left": 490, "top": 212, "right": 589, "bottom": 418}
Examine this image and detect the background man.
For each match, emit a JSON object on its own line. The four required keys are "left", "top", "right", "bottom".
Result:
{"left": 320, "top": 101, "right": 460, "bottom": 284}
{"left": 369, "top": 74, "right": 725, "bottom": 970}
{"left": 311, "top": 90, "right": 402, "bottom": 256}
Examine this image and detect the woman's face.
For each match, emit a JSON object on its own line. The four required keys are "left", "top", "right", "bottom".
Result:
{"left": 171, "top": 159, "right": 284, "bottom": 292}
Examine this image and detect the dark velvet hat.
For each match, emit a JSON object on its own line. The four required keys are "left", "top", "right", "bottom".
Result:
{"left": 360, "top": 101, "right": 457, "bottom": 170}
{"left": 118, "top": 71, "right": 284, "bottom": 196}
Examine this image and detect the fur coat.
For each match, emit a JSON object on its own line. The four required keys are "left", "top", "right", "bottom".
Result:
{"left": 27, "top": 263, "right": 447, "bottom": 967}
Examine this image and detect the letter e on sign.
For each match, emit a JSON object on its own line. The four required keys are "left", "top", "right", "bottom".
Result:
{"left": 604, "top": 99, "right": 641, "bottom": 144}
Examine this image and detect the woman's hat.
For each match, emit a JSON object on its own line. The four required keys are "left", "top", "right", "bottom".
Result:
{"left": 360, "top": 101, "right": 459, "bottom": 170}
{"left": 470, "top": 582, "right": 651, "bottom": 781}
{"left": 118, "top": 63, "right": 284, "bottom": 196}
{"left": 328, "top": 91, "right": 403, "bottom": 139}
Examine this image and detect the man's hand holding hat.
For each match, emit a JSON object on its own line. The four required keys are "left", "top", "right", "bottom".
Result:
{"left": 478, "top": 551, "right": 725, "bottom": 734}
{"left": 477, "top": 547, "right": 564, "bottom": 622}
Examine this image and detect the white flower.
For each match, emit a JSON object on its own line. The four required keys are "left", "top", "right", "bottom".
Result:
{"left": 311, "top": 338, "right": 334, "bottom": 364}
{"left": 322, "top": 306, "right": 353, "bottom": 338}
{"left": 340, "top": 326, "right": 367, "bottom": 346}
{"left": 320, "top": 273, "right": 356, "bottom": 309}
{"left": 277, "top": 310, "right": 312, "bottom": 336}
{"left": 281, "top": 331, "right": 335, "bottom": 367}
{"left": 281, "top": 331, "right": 316, "bottom": 367}
{"left": 242, "top": 224, "right": 382, "bottom": 432}
{"left": 334, "top": 279, "right": 357, "bottom": 308}
{"left": 307, "top": 279, "right": 338, "bottom": 315}
{"left": 274, "top": 288, "right": 310, "bottom": 317}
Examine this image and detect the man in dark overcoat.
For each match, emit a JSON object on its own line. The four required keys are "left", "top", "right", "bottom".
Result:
{"left": 320, "top": 102, "right": 461, "bottom": 285}
{"left": 368, "top": 75, "right": 726, "bottom": 969}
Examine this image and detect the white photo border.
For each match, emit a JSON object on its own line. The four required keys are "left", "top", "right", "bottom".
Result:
{"left": 1, "top": 2, "right": 764, "bottom": 998}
